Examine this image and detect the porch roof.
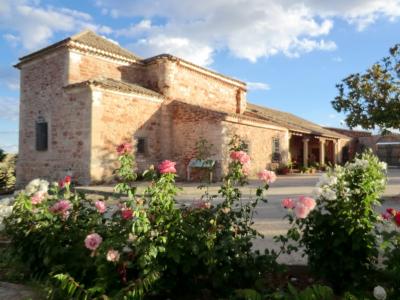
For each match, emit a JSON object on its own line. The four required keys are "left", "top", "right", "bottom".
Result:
{"left": 63, "top": 77, "right": 164, "bottom": 99}
{"left": 245, "top": 103, "right": 349, "bottom": 139}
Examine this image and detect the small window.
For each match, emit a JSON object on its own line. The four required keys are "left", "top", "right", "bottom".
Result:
{"left": 272, "top": 137, "right": 281, "bottom": 162}
{"left": 137, "top": 137, "right": 146, "bottom": 155}
{"left": 36, "top": 120, "right": 48, "bottom": 151}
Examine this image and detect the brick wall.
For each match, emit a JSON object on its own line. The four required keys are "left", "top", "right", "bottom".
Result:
{"left": 143, "top": 58, "right": 245, "bottom": 115}
{"left": 17, "top": 48, "right": 92, "bottom": 186}
{"left": 89, "top": 88, "right": 163, "bottom": 182}
{"left": 167, "top": 101, "right": 225, "bottom": 179}
{"left": 222, "top": 119, "right": 289, "bottom": 176}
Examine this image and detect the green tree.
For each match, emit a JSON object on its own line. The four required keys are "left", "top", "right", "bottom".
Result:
{"left": 332, "top": 44, "right": 400, "bottom": 132}
{"left": 0, "top": 148, "right": 5, "bottom": 162}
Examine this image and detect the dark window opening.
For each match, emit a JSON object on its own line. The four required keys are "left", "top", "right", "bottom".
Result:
{"left": 137, "top": 137, "right": 146, "bottom": 155}
{"left": 36, "top": 121, "right": 48, "bottom": 151}
{"left": 272, "top": 137, "right": 281, "bottom": 162}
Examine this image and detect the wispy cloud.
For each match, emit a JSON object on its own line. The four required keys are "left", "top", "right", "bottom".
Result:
{"left": 246, "top": 82, "right": 271, "bottom": 91}
{"left": 0, "top": 0, "right": 112, "bottom": 51}
{"left": 93, "top": 0, "right": 400, "bottom": 66}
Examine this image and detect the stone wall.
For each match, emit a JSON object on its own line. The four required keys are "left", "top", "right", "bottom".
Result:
{"left": 222, "top": 119, "right": 289, "bottom": 176}
{"left": 89, "top": 88, "right": 163, "bottom": 182}
{"left": 17, "top": 48, "right": 92, "bottom": 186}
{"left": 145, "top": 58, "right": 246, "bottom": 115}
{"left": 168, "top": 101, "right": 225, "bottom": 179}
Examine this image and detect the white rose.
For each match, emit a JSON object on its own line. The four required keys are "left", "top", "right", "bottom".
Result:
{"left": 373, "top": 286, "right": 387, "bottom": 300}
{"left": 322, "top": 188, "right": 337, "bottom": 201}
{"left": 312, "top": 187, "right": 322, "bottom": 198}
{"left": 0, "top": 206, "right": 13, "bottom": 218}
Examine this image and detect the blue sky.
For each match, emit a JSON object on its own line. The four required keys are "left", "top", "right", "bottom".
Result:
{"left": 1, "top": 0, "right": 400, "bottom": 153}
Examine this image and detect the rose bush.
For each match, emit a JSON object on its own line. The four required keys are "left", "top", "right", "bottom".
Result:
{"left": 276, "top": 150, "right": 387, "bottom": 293}
{"left": 3, "top": 138, "right": 279, "bottom": 299}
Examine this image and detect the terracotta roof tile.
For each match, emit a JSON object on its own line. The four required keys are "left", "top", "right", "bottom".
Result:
{"left": 64, "top": 77, "right": 163, "bottom": 99}
{"left": 246, "top": 103, "right": 349, "bottom": 139}
{"left": 18, "top": 30, "right": 141, "bottom": 63}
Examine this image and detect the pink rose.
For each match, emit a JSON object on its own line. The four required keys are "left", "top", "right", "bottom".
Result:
{"left": 294, "top": 202, "right": 311, "bottom": 219}
{"left": 31, "top": 191, "right": 46, "bottom": 205}
{"left": 84, "top": 233, "right": 103, "bottom": 251}
{"left": 192, "top": 200, "right": 211, "bottom": 209}
{"left": 158, "top": 160, "right": 177, "bottom": 174}
{"left": 230, "top": 151, "right": 250, "bottom": 165}
{"left": 116, "top": 143, "right": 133, "bottom": 155}
{"left": 242, "top": 162, "right": 251, "bottom": 176}
{"left": 95, "top": 200, "right": 106, "bottom": 214}
{"left": 382, "top": 212, "right": 392, "bottom": 220}
{"left": 258, "top": 170, "right": 277, "bottom": 184}
{"left": 106, "top": 249, "right": 120, "bottom": 262}
{"left": 121, "top": 207, "right": 134, "bottom": 220}
{"left": 298, "top": 196, "right": 316, "bottom": 210}
{"left": 281, "top": 198, "right": 295, "bottom": 209}
{"left": 50, "top": 200, "right": 72, "bottom": 219}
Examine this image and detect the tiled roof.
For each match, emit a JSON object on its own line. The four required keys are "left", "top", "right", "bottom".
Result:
{"left": 18, "top": 30, "right": 141, "bottom": 63}
{"left": 246, "top": 103, "right": 349, "bottom": 139}
{"left": 70, "top": 30, "right": 141, "bottom": 61}
{"left": 64, "top": 77, "right": 163, "bottom": 99}
{"left": 143, "top": 54, "right": 246, "bottom": 86}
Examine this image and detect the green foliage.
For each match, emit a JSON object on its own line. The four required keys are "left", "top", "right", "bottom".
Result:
{"left": 0, "top": 148, "right": 5, "bottom": 162}
{"left": 194, "top": 137, "right": 215, "bottom": 160}
{"left": 114, "top": 148, "right": 137, "bottom": 198}
{"left": 4, "top": 137, "right": 278, "bottom": 299}
{"left": 278, "top": 150, "right": 387, "bottom": 292}
{"left": 0, "top": 154, "right": 16, "bottom": 194}
{"left": 332, "top": 43, "right": 400, "bottom": 131}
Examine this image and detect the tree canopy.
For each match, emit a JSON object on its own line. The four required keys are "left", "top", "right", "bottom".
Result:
{"left": 332, "top": 44, "right": 400, "bottom": 132}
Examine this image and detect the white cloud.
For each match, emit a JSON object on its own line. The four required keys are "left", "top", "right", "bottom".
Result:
{"left": 0, "top": 97, "right": 19, "bottom": 121}
{"left": 131, "top": 35, "right": 214, "bottom": 66}
{"left": 0, "top": 0, "right": 112, "bottom": 51}
{"left": 95, "top": 0, "right": 400, "bottom": 66}
{"left": 246, "top": 82, "right": 271, "bottom": 91}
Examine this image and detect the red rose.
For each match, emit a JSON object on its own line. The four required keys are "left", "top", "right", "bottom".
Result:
{"left": 395, "top": 212, "right": 400, "bottom": 227}
{"left": 116, "top": 143, "right": 133, "bottom": 155}
{"left": 121, "top": 208, "right": 134, "bottom": 220}
{"left": 387, "top": 208, "right": 397, "bottom": 216}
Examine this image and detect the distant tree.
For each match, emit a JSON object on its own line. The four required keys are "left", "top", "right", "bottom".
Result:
{"left": 0, "top": 148, "right": 5, "bottom": 162}
{"left": 332, "top": 44, "right": 400, "bottom": 133}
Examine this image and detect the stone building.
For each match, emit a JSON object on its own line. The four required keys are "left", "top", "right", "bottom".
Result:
{"left": 15, "top": 30, "right": 349, "bottom": 185}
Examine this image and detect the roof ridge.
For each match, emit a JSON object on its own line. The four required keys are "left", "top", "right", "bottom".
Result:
{"left": 70, "top": 29, "right": 93, "bottom": 40}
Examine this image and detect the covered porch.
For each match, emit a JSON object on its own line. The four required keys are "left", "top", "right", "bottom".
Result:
{"left": 289, "top": 132, "right": 340, "bottom": 168}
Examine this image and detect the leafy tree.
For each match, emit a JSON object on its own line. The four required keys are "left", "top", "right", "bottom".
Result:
{"left": 0, "top": 148, "right": 5, "bottom": 162}
{"left": 332, "top": 44, "right": 400, "bottom": 132}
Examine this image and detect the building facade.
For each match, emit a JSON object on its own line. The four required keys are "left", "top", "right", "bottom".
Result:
{"left": 15, "top": 31, "right": 349, "bottom": 186}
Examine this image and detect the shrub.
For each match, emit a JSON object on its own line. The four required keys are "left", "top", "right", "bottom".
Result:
{"left": 277, "top": 150, "right": 387, "bottom": 292}
{"left": 379, "top": 207, "right": 400, "bottom": 296}
{"left": 0, "top": 154, "right": 17, "bottom": 194}
{"left": 4, "top": 139, "right": 279, "bottom": 299}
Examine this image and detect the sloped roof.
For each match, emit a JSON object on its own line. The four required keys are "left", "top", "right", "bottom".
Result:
{"left": 18, "top": 30, "right": 141, "bottom": 63}
{"left": 246, "top": 103, "right": 349, "bottom": 139}
{"left": 64, "top": 77, "right": 163, "bottom": 99}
